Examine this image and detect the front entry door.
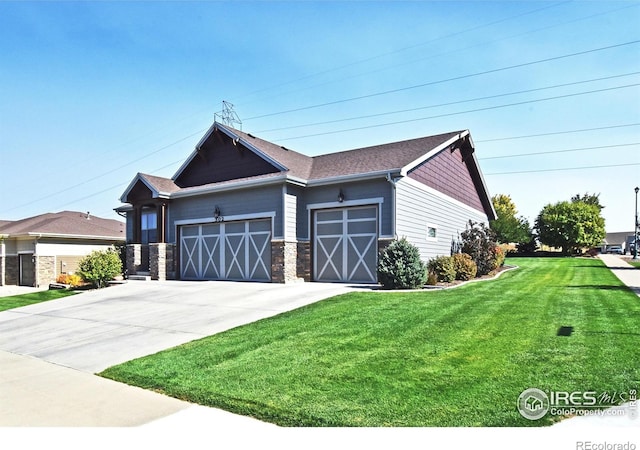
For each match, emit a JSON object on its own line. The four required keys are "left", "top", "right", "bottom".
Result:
{"left": 19, "top": 254, "right": 35, "bottom": 287}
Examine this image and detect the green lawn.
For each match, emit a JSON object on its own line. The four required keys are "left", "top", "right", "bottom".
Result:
{"left": 0, "top": 289, "right": 78, "bottom": 312}
{"left": 100, "top": 258, "right": 640, "bottom": 427}
{"left": 627, "top": 260, "right": 640, "bottom": 269}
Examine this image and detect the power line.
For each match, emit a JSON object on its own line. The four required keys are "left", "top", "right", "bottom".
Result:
{"left": 476, "top": 123, "right": 640, "bottom": 142}
{"left": 3, "top": 128, "right": 209, "bottom": 214}
{"left": 239, "top": 2, "right": 637, "bottom": 110}
{"left": 485, "top": 162, "right": 640, "bottom": 176}
{"left": 245, "top": 39, "right": 640, "bottom": 121}
{"left": 233, "top": 1, "right": 572, "bottom": 104}
{"left": 275, "top": 83, "right": 640, "bottom": 142}
{"left": 479, "top": 142, "right": 640, "bottom": 160}
{"left": 256, "top": 72, "right": 640, "bottom": 134}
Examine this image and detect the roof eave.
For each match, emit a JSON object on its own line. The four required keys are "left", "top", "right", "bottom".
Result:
{"left": 170, "top": 173, "right": 289, "bottom": 199}
{"left": 306, "top": 169, "right": 403, "bottom": 187}
{"left": 400, "top": 131, "right": 469, "bottom": 176}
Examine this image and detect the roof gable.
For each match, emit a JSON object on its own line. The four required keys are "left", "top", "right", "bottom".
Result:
{"left": 173, "top": 124, "right": 298, "bottom": 188}
{"left": 406, "top": 133, "right": 496, "bottom": 219}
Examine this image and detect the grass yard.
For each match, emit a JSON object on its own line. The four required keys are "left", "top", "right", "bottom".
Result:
{"left": 627, "top": 260, "right": 640, "bottom": 269}
{"left": 100, "top": 258, "right": 640, "bottom": 427}
{"left": 0, "top": 289, "right": 78, "bottom": 312}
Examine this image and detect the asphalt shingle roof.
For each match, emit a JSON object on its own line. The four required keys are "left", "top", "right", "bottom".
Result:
{"left": 133, "top": 124, "right": 464, "bottom": 195}
{"left": 0, "top": 211, "right": 125, "bottom": 239}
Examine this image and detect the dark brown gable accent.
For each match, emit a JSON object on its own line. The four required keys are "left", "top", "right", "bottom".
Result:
{"left": 407, "top": 146, "right": 485, "bottom": 213}
{"left": 124, "top": 180, "right": 154, "bottom": 203}
{"left": 174, "top": 130, "right": 281, "bottom": 188}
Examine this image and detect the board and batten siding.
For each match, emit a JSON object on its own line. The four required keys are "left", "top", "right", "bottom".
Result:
{"left": 167, "top": 184, "right": 284, "bottom": 242}
{"left": 284, "top": 189, "right": 297, "bottom": 241}
{"left": 395, "top": 177, "right": 489, "bottom": 261}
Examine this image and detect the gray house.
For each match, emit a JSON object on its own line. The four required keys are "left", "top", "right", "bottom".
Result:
{"left": 117, "top": 122, "right": 496, "bottom": 283}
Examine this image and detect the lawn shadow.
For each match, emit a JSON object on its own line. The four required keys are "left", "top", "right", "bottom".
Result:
{"left": 557, "top": 326, "right": 640, "bottom": 337}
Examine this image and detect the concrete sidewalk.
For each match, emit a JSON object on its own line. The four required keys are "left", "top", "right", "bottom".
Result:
{"left": 598, "top": 253, "right": 640, "bottom": 296}
{"left": 0, "top": 350, "right": 275, "bottom": 427}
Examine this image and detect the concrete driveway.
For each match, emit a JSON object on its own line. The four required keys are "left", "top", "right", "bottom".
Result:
{"left": 0, "top": 280, "right": 359, "bottom": 373}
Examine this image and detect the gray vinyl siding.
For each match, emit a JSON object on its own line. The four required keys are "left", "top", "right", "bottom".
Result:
{"left": 298, "top": 179, "right": 393, "bottom": 240}
{"left": 395, "top": 178, "right": 489, "bottom": 262}
{"left": 166, "top": 185, "right": 284, "bottom": 242}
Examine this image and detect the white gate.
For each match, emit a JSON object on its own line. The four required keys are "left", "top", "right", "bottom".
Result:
{"left": 314, "top": 206, "right": 378, "bottom": 283}
{"left": 180, "top": 219, "right": 271, "bottom": 281}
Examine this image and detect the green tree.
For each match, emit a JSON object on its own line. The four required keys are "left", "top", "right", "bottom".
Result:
{"left": 78, "top": 249, "right": 123, "bottom": 288}
{"left": 535, "top": 200, "right": 605, "bottom": 255}
{"left": 571, "top": 192, "right": 604, "bottom": 211}
{"left": 490, "top": 194, "right": 531, "bottom": 244}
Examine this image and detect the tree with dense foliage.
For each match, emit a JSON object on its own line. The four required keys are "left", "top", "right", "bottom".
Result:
{"left": 78, "top": 248, "right": 123, "bottom": 288}
{"left": 490, "top": 194, "right": 532, "bottom": 244}
{"left": 535, "top": 198, "right": 605, "bottom": 255}
{"left": 571, "top": 192, "right": 604, "bottom": 211}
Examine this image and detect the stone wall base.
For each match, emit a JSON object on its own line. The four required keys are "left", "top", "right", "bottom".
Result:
{"left": 36, "top": 256, "right": 56, "bottom": 287}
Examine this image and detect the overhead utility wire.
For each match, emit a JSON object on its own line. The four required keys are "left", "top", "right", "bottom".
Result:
{"left": 256, "top": 72, "right": 640, "bottom": 133}
{"left": 241, "top": 2, "right": 636, "bottom": 108}
{"left": 479, "top": 142, "right": 640, "bottom": 160}
{"left": 245, "top": 39, "right": 640, "bottom": 121}
{"left": 4, "top": 128, "right": 208, "bottom": 214}
{"left": 486, "top": 163, "right": 640, "bottom": 176}
{"left": 275, "top": 83, "right": 640, "bottom": 142}
{"left": 233, "top": 1, "right": 571, "bottom": 103}
{"left": 476, "top": 123, "right": 640, "bottom": 142}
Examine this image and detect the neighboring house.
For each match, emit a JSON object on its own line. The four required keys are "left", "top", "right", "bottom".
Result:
{"left": 601, "top": 231, "right": 635, "bottom": 254}
{"left": 0, "top": 211, "right": 125, "bottom": 287}
{"left": 117, "top": 122, "right": 496, "bottom": 284}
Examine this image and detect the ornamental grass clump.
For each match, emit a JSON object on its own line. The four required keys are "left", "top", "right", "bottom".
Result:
{"left": 377, "top": 238, "right": 427, "bottom": 289}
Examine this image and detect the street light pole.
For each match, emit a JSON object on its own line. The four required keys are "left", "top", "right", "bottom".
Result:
{"left": 634, "top": 187, "right": 639, "bottom": 260}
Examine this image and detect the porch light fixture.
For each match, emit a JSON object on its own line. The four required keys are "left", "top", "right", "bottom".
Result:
{"left": 214, "top": 205, "right": 222, "bottom": 222}
{"left": 338, "top": 189, "right": 345, "bottom": 203}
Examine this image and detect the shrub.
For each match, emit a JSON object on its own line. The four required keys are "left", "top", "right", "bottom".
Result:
{"left": 56, "top": 273, "right": 83, "bottom": 287}
{"left": 491, "top": 246, "right": 506, "bottom": 271}
{"left": 427, "top": 255, "right": 456, "bottom": 283}
{"left": 78, "top": 248, "right": 122, "bottom": 289}
{"left": 426, "top": 272, "right": 438, "bottom": 286}
{"left": 377, "top": 238, "right": 428, "bottom": 289}
{"left": 461, "top": 221, "right": 499, "bottom": 276}
{"left": 452, "top": 253, "right": 477, "bottom": 281}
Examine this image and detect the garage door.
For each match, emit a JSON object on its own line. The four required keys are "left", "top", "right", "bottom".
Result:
{"left": 180, "top": 219, "right": 271, "bottom": 281}
{"left": 314, "top": 206, "right": 378, "bottom": 283}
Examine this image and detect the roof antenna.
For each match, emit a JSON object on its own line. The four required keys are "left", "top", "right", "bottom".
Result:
{"left": 214, "top": 100, "right": 242, "bottom": 130}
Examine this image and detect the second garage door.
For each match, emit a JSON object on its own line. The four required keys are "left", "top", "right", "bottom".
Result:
{"left": 180, "top": 219, "right": 271, "bottom": 281}
{"left": 313, "top": 206, "right": 378, "bottom": 283}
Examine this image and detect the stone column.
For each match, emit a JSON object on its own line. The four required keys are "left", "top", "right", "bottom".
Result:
{"left": 271, "top": 240, "right": 300, "bottom": 283}
{"left": 36, "top": 256, "right": 56, "bottom": 287}
{"left": 0, "top": 242, "right": 5, "bottom": 286}
{"left": 149, "top": 243, "right": 166, "bottom": 281}
{"left": 297, "top": 241, "right": 311, "bottom": 282}
{"left": 126, "top": 243, "right": 142, "bottom": 276}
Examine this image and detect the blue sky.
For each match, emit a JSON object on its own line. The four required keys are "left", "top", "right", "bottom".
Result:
{"left": 1, "top": 1, "right": 639, "bottom": 234}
